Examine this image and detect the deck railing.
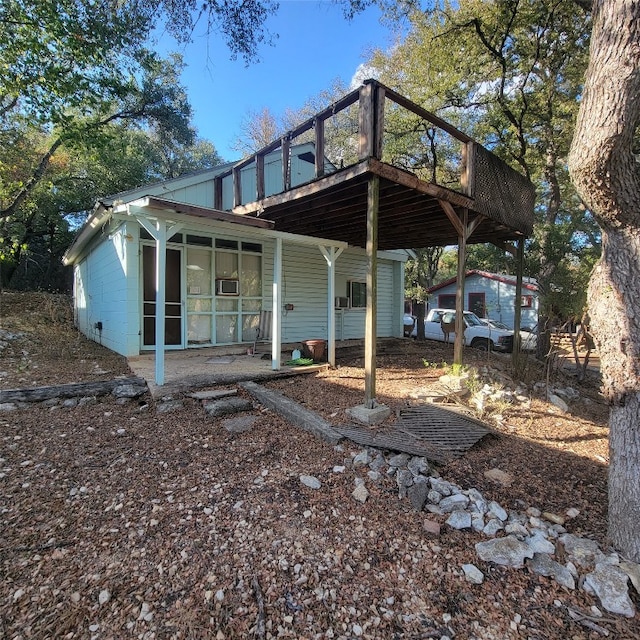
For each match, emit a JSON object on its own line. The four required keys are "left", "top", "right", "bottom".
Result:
{"left": 215, "top": 79, "right": 534, "bottom": 235}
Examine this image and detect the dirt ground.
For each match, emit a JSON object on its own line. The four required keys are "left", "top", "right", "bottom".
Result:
{"left": 1, "top": 291, "right": 637, "bottom": 639}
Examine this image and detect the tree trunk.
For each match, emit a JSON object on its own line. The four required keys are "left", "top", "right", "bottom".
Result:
{"left": 588, "top": 228, "right": 640, "bottom": 561}
{"left": 568, "top": 0, "right": 640, "bottom": 562}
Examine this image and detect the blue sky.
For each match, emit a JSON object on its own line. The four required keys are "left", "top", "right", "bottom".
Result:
{"left": 159, "top": 1, "right": 395, "bottom": 161}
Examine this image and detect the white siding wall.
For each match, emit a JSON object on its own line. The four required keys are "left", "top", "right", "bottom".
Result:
{"left": 159, "top": 182, "right": 214, "bottom": 208}
{"left": 431, "top": 275, "right": 538, "bottom": 329}
{"left": 262, "top": 245, "right": 399, "bottom": 343}
{"left": 74, "top": 220, "right": 405, "bottom": 356}
{"left": 73, "top": 222, "right": 139, "bottom": 356}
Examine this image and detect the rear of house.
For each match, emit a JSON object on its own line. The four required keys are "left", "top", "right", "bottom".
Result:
{"left": 65, "top": 145, "right": 409, "bottom": 357}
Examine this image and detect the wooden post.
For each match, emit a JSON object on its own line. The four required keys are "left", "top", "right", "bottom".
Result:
{"left": 461, "top": 141, "right": 476, "bottom": 198}
{"left": 364, "top": 175, "right": 379, "bottom": 408}
{"left": 282, "top": 137, "right": 291, "bottom": 191}
{"left": 512, "top": 236, "right": 525, "bottom": 364}
{"left": 232, "top": 165, "right": 242, "bottom": 207}
{"left": 454, "top": 210, "right": 468, "bottom": 366}
{"left": 256, "top": 153, "right": 265, "bottom": 200}
{"left": 374, "top": 85, "right": 385, "bottom": 159}
{"left": 214, "top": 175, "right": 223, "bottom": 210}
{"left": 315, "top": 117, "right": 325, "bottom": 178}
{"left": 358, "top": 82, "right": 375, "bottom": 160}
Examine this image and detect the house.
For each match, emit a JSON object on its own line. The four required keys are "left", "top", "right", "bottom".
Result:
{"left": 427, "top": 270, "right": 539, "bottom": 330}
{"left": 64, "top": 80, "right": 535, "bottom": 395}
{"left": 63, "top": 143, "right": 410, "bottom": 370}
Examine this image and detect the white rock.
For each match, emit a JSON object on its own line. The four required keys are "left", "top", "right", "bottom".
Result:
{"left": 352, "top": 484, "right": 369, "bottom": 504}
{"left": 548, "top": 394, "right": 569, "bottom": 412}
{"left": 476, "top": 535, "right": 534, "bottom": 568}
{"left": 446, "top": 511, "right": 471, "bottom": 530}
{"left": 462, "top": 563, "right": 484, "bottom": 584}
{"left": 300, "top": 475, "right": 321, "bottom": 490}
{"left": 98, "top": 589, "right": 110, "bottom": 605}
{"left": 487, "top": 500, "right": 508, "bottom": 522}
{"left": 525, "top": 532, "right": 556, "bottom": 555}
{"left": 583, "top": 563, "right": 636, "bottom": 617}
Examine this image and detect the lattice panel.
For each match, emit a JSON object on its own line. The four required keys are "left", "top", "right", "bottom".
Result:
{"left": 471, "top": 143, "right": 535, "bottom": 236}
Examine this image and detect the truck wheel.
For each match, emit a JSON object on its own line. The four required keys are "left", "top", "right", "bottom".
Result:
{"left": 471, "top": 338, "right": 492, "bottom": 352}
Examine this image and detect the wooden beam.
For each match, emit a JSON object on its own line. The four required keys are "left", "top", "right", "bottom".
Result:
{"left": 256, "top": 153, "right": 265, "bottom": 200}
{"left": 315, "top": 117, "right": 325, "bottom": 178}
{"left": 370, "top": 159, "right": 474, "bottom": 208}
{"left": 454, "top": 210, "right": 468, "bottom": 366}
{"left": 383, "top": 85, "right": 473, "bottom": 143}
{"left": 141, "top": 197, "right": 274, "bottom": 229}
{"left": 492, "top": 239, "right": 519, "bottom": 256}
{"left": 364, "top": 174, "right": 380, "bottom": 408}
{"left": 233, "top": 166, "right": 242, "bottom": 208}
{"left": 439, "top": 199, "right": 465, "bottom": 236}
{"left": 231, "top": 160, "right": 372, "bottom": 214}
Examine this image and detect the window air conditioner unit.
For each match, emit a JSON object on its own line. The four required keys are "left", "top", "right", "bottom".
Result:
{"left": 216, "top": 279, "right": 239, "bottom": 295}
{"left": 335, "top": 296, "right": 350, "bottom": 309}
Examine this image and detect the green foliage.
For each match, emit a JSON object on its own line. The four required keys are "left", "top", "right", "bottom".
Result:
{"left": 369, "top": 0, "right": 599, "bottom": 324}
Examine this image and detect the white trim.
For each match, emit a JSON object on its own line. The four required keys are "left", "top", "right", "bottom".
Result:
{"left": 271, "top": 238, "right": 283, "bottom": 370}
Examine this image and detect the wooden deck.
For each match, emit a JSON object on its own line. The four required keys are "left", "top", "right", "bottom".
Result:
{"left": 215, "top": 80, "right": 535, "bottom": 251}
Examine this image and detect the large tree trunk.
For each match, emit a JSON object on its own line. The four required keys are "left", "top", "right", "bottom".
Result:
{"left": 568, "top": 0, "right": 640, "bottom": 562}
{"left": 589, "top": 229, "right": 640, "bottom": 560}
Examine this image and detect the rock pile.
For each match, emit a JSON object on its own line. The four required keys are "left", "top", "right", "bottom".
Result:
{"left": 340, "top": 445, "right": 638, "bottom": 619}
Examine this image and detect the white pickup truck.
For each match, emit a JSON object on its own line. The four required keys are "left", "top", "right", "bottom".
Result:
{"left": 411, "top": 308, "right": 514, "bottom": 352}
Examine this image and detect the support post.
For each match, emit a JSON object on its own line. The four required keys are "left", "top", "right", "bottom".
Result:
{"left": 135, "top": 216, "right": 183, "bottom": 387}
{"left": 512, "top": 236, "right": 525, "bottom": 364}
{"left": 364, "top": 175, "right": 379, "bottom": 407}
{"left": 271, "top": 237, "right": 282, "bottom": 371}
{"left": 154, "top": 221, "right": 167, "bottom": 386}
{"left": 454, "top": 210, "right": 468, "bottom": 366}
{"left": 320, "top": 245, "right": 344, "bottom": 367}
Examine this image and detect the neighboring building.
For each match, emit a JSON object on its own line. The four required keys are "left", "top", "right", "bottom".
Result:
{"left": 427, "top": 270, "right": 539, "bottom": 330}
{"left": 63, "top": 144, "right": 410, "bottom": 359}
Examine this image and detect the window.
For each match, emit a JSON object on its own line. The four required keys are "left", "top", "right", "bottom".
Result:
{"left": 438, "top": 294, "right": 456, "bottom": 309}
{"left": 215, "top": 238, "right": 238, "bottom": 250}
{"left": 521, "top": 295, "right": 533, "bottom": 308}
{"left": 186, "top": 234, "right": 212, "bottom": 247}
{"left": 349, "top": 281, "right": 367, "bottom": 308}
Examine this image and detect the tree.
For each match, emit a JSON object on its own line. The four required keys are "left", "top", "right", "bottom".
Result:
{"left": 232, "top": 107, "right": 284, "bottom": 155}
{"left": 0, "top": 0, "right": 275, "bottom": 257}
{"left": 367, "top": 0, "right": 598, "bottom": 355}
{"left": 568, "top": 0, "right": 640, "bottom": 563}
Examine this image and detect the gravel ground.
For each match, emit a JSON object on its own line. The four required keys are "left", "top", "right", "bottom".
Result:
{"left": 1, "top": 292, "right": 638, "bottom": 639}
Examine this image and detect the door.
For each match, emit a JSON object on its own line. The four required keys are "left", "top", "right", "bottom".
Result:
{"left": 469, "top": 292, "right": 486, "bottom": 318}
{"left": 142, "top": 245, "right": 183, "bottom": 347}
